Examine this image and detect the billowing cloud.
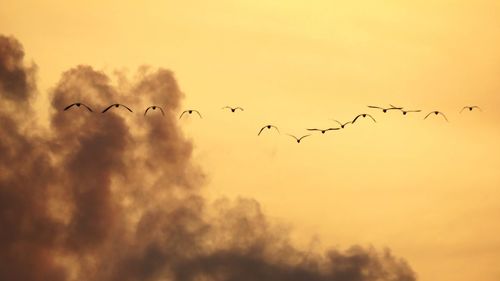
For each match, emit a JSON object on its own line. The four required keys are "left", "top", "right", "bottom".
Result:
{"left": 0, "top": 35, "right": 416, "bottom": 281}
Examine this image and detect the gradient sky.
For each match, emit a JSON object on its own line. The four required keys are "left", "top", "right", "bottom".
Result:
{"left": 1, "top": 1, "right": 500, "bottom": 280}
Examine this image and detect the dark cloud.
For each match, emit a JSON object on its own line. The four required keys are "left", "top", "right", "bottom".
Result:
{"left": 0, "top": 35, "right": 417, "bottom": 281}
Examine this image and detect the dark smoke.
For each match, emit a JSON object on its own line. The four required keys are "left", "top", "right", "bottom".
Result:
{"left": 0, "top": 35, "right": 417, "bottom": 281}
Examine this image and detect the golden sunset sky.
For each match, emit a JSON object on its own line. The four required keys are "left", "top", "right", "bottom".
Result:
{"left": 1, "top": 0, "right": 500, "bottom": 280}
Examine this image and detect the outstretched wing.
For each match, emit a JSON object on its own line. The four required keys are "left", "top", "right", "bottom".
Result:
{"left": 366, "top": 114, "right": 377, "bottom": 122}
{"left": 306, "top": 128, "right": 321, "bottom": 131}
{"left": 438, "top": 112, "right": 449, "bottom": 122}
{"left": 332, "top": 119, "right": 343, "bottom": 126}
{"left": 368, "top": 105, "right": 383, "bottom": 109}
{"left": 81, "top": 104, "right": 93, "bottom": 112}
{"left": 102, "top": 104, "right": 116, "bottom": 113}
{"left": 235, "top": 107, "right": 244, "bottom": 111}
{"left": 179, "top": 111, "right": 188, "bottom": 119}
{"left": 193, "top": 110, "right": 203, "bottom": 118}
{"left": 258, "top": 126, "right": 267, "bottom": 136}
{"left": 158, "top": 107, "right": 165, "bottom": 116}
{"left": 286, "top": 134, "right": 298, "bottom": 141}
{"left": 352, "top": 115, "right": 362, "bottom": 123}
{"left": 424, "top": 112, "right": 434, "bottom": 119}
{"left": 327, "top": 127, "right": 340, "bottom": 131}
{"left": 64, "top": 103, "right": 76, "bottom": 111}
{"left": 119, "top": 104, "right": 133, "bottom": 112}
{"left": 271, "top": 125, "right": 280, "bottom": 133}
{"left": 298, "top": 134, "right": 311, "bottom": 141}
{"left": 144, "top": 107, "right": 152, "bottom": 116}
{"left": 222, "top": 106, "right": 232, "bottom": 110}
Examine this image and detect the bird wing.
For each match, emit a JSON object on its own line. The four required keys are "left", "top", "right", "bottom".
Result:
{"left": 159, "top": 107, "right": 165, "bottom": 116}
{"left": 306, "top": 128, "right": 320, "bottom": 131}
{"left": 472, "top": 106, "right": 482, "bottom": 111}
{"left": 235, "top": 107, "right": 244, "bottom": 111}
{"left": 271, "top": 125, "right": 280, "bottom": 133}
{"left": 438, "top": 112, "right": 449, "bottom": 122}
{"left": 286, "top": 134, "right": 299, "bottom": 140}
{"left": 258, "top": 126, "right": 266, "bottom": 136}
{"left": 460, "top": 107, "right": 467, "bottom": 113}
{"left": 82, "top": 104, "right": 93, "bottom": 112}
{"left": 193, "top": 110, "right": 203, "bottom": 118}
{"left": 179, "top": 111, "right": 188, "bottom": 119}
{"left": 366, "top": 114, "right": 377, "bottom": 122}
{"left": 298, "top": 135, "right": 311, "bottom": 141}
{"left": 368, "top": 105, "right": 383, "bottom": 109}
{"left": 102, "top": 104, "right": 116, "bottom": 113}
{"left": 332, "top": 119, "right": 343, "bottom": 126}
{"left": 119, "top": 104, "right": 133, "bottom": 112}
{"left": 144, "top": 107, "right": 152, "bottom": 116}
{"left": 407, "top": 110, "right": 421, "bottom": 113}
{"left": 222, "top": 106, "right": 231, "bottom": 110}
{"left": 351, "top": 115, "right": 362, "bottom": 123}
{"left": 423, "top": 112, "right": 434, "bottom": 119}
{"left": 327, "top": 127, "right": 340, "bottom": 131}
{"left": 389, "top": 104, "right": 402, "bottom": 109}
{"left": 64, "top": 103, "right": 76, "bottom": 111}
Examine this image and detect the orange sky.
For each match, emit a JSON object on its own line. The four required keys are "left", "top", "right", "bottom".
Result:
{"left": 1, "top": 0, "right": 500, "bottom": 280}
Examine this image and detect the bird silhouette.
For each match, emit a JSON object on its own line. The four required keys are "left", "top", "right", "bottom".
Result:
{"left": 102, "top": 103, "right": 133, "bottom": 113}
{"left": 460, "top": 106, "right": 482, "bottom": 113}
{"left": 332, "top": 120, "right": 352, "bottom": 129}
{"left": 287, "top": 134, "right": 311, "bottom": 143}
{"left": 258, "top": 125, "right": 280, "bottom": 136}
{"left": 222, "top": 106, "right": 244, "bottom": 112}
{"left": 368, "top": 105, "right": 403, "bottom": 113}
{"left": 144, "top": 105, "right": 165, "bottom": 116}
{"left": 307, "top": 127, "right": 340, "bottom": 134}
{"left": 352, "top": 114, "right": 377, "bottom": 123}
{"left": 64, "top": 102, "right": 93, "bottom": 112}
{"left": 179, "top": 109, "right": 202, "bottom": 119}
{"left": 424, "top": 111, "right": 448, "bottom": 122}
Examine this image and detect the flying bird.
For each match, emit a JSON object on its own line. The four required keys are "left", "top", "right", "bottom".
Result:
{"left": 424, "top": 111, "right": 448, "bottom": 122}
{"left": 179, "top": 109, "right": 202, "bottom": 119}
{"left": 144, "top": 105, "right": 165, "bottom": 116}
{"left": 352, "top": 114, "right": 377, "bottom": 123}
{"left": 399, "top": 109, "right": 421, "bottom": 115}
{"left": 368, "top": 105, "right": 403, "bottom": 113}
{"left": 332, "top": 119, "right": 352, "bottom": 129}
{"left": 102, "top": 103, "right": 133, "bottom": 113}
{"left": 258, "top": 125, "right": 280, "bottom": 136}
{"left": 64, "top": 102, "right": 93, "bottom": 112}
{"left": 460, "top": 106, "right": 482, "bottom": 113}
{"left": 307, "top": 127, "right": 340, "bottom": 134}
{"left": 287, "top": 134, "right": 311, "bottom": 143}
{"left": 222, "top": 106, "right": 244, "bottom": 112}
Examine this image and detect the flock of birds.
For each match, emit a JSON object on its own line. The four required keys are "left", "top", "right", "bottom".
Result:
{"left": 64, "top": 102, "right": 482, "bottom": 143}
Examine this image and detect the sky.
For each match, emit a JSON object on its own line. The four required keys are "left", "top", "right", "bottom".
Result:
{"left": 1, "top": 0, "right": 500, "bottom": 280}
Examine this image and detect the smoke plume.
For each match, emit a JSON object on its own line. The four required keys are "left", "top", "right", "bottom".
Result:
{"left": 0, "top": 34, "right": 417, "bottom": 281}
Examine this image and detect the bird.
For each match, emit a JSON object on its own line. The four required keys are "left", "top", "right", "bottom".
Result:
{"left": 332, "top": 120, "right": 352, "bottom": 129}
{"left": 102, "top": 103, "right": 133, "bottom": 113}
{"left": 179, "top": 109, "right": 202, "bottom": 119}
{"left": 368, "top": 105, "right": 403, "bottom": 113}
{"left": 64, "top": 102, "right": 93, "bottom": 112}
{"left": 424, "top": 111, "right": 448, "bottom": 122}
{"left": 352, "top": 114, "right": 377, "bottom": 123}
{"left": 306, "top": 127, "right": 340, "bottom": 134}
{"left": 258, "top": 125, "right": 280, "bottom": 136}
{"left": 222, "top": 106, "right": 244, "bottom": 112}
{"left": 460, "top": 106, "right": 482, "bottom": 113}
{"left": 287, "top": 134, "right": 311, "bottom": 143}
{"left": 144, "top": 105, "right": 165, "bottom": 116}
{"left": 399, "top": 109, "right": 421, "bottom": 115}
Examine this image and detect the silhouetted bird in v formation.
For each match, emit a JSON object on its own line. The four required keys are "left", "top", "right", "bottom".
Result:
{"left": 102, "top": 103, "right": 133, "bottom": 113}
{"left": 460, "top": 106, "right": 482, "bottom": 113}
{"left": 287, "top": 134, "right": 311, "bottom": 143}
{"left": 424, "top": 111, "right": 448, "bottom": 122}
{"left": 307, "top": 127, "right": 340, "bottom": 134}
{"left": 352, "top": 114, "right": 376, "bottom": 123}
{"left": 222, "top": 106, "right": 244, "bottom": 112}
{"left": 179, "top": 109, "right": 203, "bottom": 119}
{"left": 368, "top": 105, "right": 403, "bottom": 113}
{"left": 258, "top": 125, "right": 280, "bottom": 136}
{"left": 332, "top": 120, "right": 352, "bottom": 129}
{"left": 144, "top": 105, "right": 165, "bottom": 116}
{"left": 64, "top": 102, "right": 93, "bottom": 112}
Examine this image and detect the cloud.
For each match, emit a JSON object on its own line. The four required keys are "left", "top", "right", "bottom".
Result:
{"left": 0, "top": 34, "right": 417, "bottom": 281}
